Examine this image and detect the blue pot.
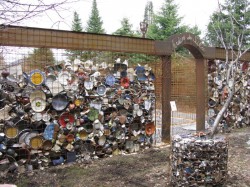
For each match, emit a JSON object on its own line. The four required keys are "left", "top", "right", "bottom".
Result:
{"left": 52, "top": 156, "right": 64, "bottom": 166}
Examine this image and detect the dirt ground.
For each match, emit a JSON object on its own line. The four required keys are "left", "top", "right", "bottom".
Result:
{"left": 1, "top": 127, "right": 250, "bottom": 187}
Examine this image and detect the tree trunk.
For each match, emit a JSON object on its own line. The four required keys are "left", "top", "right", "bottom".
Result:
{"left": 210, "top": 89, "right": 234, "bottom": 138}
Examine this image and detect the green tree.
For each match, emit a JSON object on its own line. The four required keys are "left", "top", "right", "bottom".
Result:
{"left": 112, "top": 17, "right": 155, "bottom": 65}
{"left": 205, "top": 0, "right": 250, "bottom": 48}
{"left": 113, "top": 18, "right": 135, "bottom": 37}
{"left": 147, "top": 0, "right": 186, "bottom": 40}
{"left": 67, "top": 11, "right": 83, "bottom": 62}
{"left": 187, "top": 25, "right": 202, "bottom": 37}
{"left": 71, "top": 11, "right": 83, "bottom": 32}
{"left": 24, "top": 48, "right": 55, "bottom": 72}
{"left": 86, "top": 0, "right": 105, "bottom": 34}
{"left": 83, "top": 0, "right": 105, "bottom": 62}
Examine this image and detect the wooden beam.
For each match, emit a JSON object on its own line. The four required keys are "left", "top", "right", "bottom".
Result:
{"left": 0, "top": 25, "right": 155, "bottom": 55}
{"left": 204, "top": 47, "right": 250, "bottom": 61}
{"left": 1, "top": 25, "right": 250, "bottom": 61}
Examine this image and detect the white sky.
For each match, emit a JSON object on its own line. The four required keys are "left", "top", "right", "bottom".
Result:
{"left": 25, "top": 0, "right": 221, "bottom": 38}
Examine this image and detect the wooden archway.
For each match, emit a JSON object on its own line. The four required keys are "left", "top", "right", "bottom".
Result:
{"left": 156, "top": 33, "right": 206, "bottom": 143}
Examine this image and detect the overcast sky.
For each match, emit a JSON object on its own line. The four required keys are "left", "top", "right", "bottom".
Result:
{"left": 27, "top": 0, "right": 220, "bottom": 37}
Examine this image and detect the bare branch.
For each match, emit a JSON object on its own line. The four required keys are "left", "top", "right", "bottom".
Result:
{"left": 0, "top": 0, "right": 80, "bottom": 25}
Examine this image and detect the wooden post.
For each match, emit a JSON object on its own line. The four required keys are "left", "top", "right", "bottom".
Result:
{"left": 162, "top": 55, "right": 171, "bottom": 143}
{"left": 196, "top": 58, "right": 206, "bottom": 131}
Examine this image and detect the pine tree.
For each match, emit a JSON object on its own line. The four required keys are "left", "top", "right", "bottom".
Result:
{"left": 72, "top": 11, "right": 83, "bottom": 32}
{"left": 112, "top": 18, "right": 138, "bottom": 64}
{"left": 147, "top": 0, "right": 186, "bottom": 40}
{"left": 86, "top": 0, "right": 105, "bottom": 34}
{"left": 67, "top": 11, "right": 83, "bottom": 62}
{"left": 113, "top": 18, "right": 135, "bottom": 37}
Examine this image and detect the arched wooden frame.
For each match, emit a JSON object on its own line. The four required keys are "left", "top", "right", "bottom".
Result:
{"left": 157, "top": 33, "right": 206, "bottom": 143}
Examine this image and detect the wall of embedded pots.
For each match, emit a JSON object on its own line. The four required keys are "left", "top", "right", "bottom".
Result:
{"left": 171, "top": 134, "right": 228, "bottom": 186}
{"left": 207, "top": 60, "right": 250, "bottom": 131}
{"left": 0, "top": 58, "right": 156, "bottom": 172}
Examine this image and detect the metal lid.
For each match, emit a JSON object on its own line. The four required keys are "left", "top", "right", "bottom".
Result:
{"left": 145, "top": 122, "right": 155, "bottom": 135}
{"left": 4, "top": 126, "right": 19, "bottom": 139}
{"left": 96, "top": 84, "right": 107, "bottom": 96}
{"left": 78, "top": 130, "right": 88, "bottom": 141}
{"left": 52, "top": 94, "right": 69, "bottom": 111}
{"left": 58, "top": 112, "right": 75, "bottom": 128}
{"left": 84, "top": 80, "right": 94, "bottom": 90}
{"left": 43, "top": 124, "right": 55, "bottom": 140}
{"left": 136, "top": 109, "right": 143, "bottom": 116}
{"left": 48, "top": 79, "right": 64, "bottom": 96}
{"left": 114, "top": 63, "right": 127, "bottom": 72}
{"left": 98, "top": 135, "right": 106, "bottom": 146}
{"left": 31, "top": 97, "right": 46, "bottom": 112}
{"left": 18, "top": 130, "right": 31, "bottom": 144}
{"left": 29, "top": 69, "right": 46, "bottom": 86}
{"left": 120, "top": 77, "right": 130, "bottom": 88}
{"left": 30, "top": 90, "right": 46, "bottom": 102}
{"left": 30, "top": 136, "right": 43, "bottom": 149}
{"left": 45, "top": 74, "right": 57, "bottom": 87}
{"left": 32, "top": 112, "right": 43, "bottom": 121}
{"left": 42, "top": 140, "right": 53, "bottom": 151}
{"left": 66, "top": 134, "right": 74, "bottom": 143}
{"left": 135, "top": 66, "right": 148, "bottom": 81}
{"left": 105, "top": 74, "right": 116, "bottom": 87}
{"left": 24, "top": 131, "right": 39, "bottom": 146}
{"left": 87, "top": 108, "right": 99, "bottom": 121}
{"left": 58, "top": 71, "right": 71, "bottom": 86}
{"left": 127, "top": 68, "right": 135, "bottom": 82}
{"left": 42, "top": 113, "right": 51, "bottom": 122}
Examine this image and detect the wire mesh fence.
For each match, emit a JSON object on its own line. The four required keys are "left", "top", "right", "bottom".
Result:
{"left": 0, "top": 27, "right": 209, "bottom": 178}
{"left": 0, "top": 45, "right": 166, "bottom": 176}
